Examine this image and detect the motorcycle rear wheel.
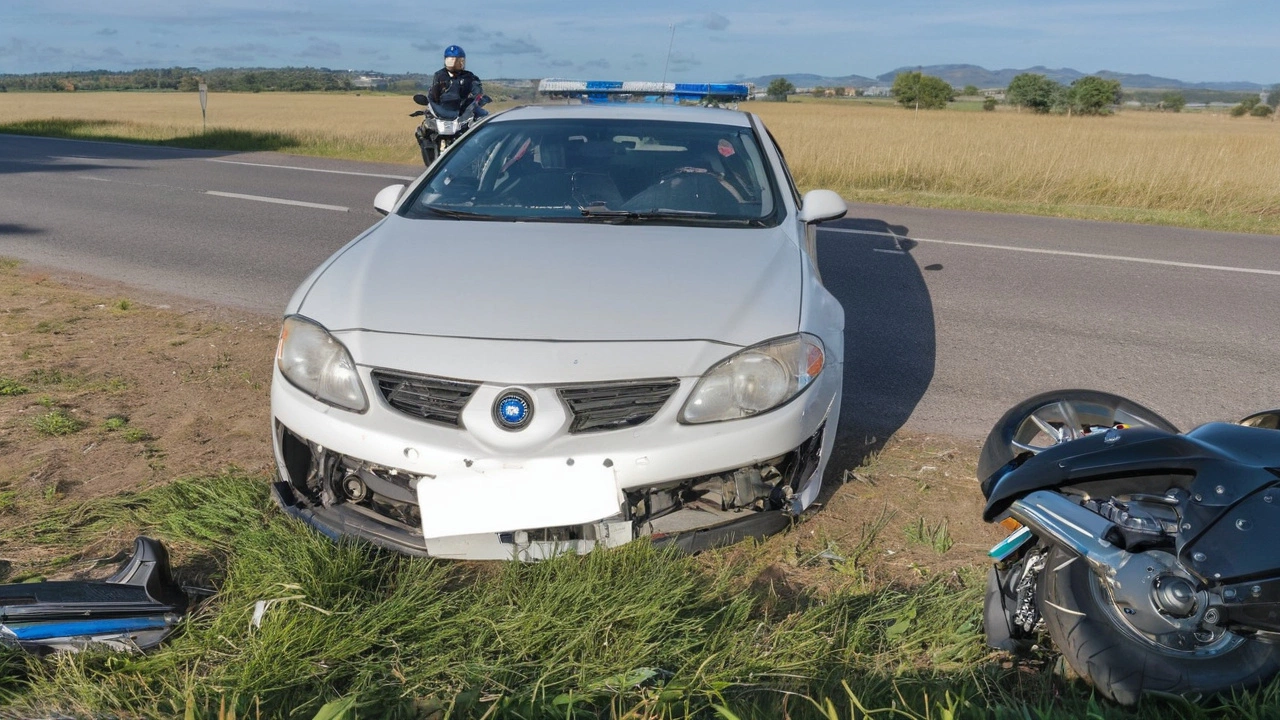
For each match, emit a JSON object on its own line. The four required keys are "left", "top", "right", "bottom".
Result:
{"left": 977, "top": 390, "right": 1179, "bottom": 487}
{"left": 1039, "top": 543, "right": 1280, "bottom": 705}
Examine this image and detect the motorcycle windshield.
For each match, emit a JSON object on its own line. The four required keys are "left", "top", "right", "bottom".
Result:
{"left": 429, "top": 102, "right": 461, "bottom": 120}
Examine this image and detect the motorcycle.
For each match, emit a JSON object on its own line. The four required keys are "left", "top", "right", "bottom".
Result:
{"left": 410, "top": 92, "right": 490, "bottom": 166}
{"left": 979, "top": 389, "right": 1280, "bottom": 704}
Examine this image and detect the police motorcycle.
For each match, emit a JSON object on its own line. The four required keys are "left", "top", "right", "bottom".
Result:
{"left": 979, "top": 389, "right": 1280, "bottom": 704}
{"left": 410, "top": 93, "right": 490, "bottom": 166}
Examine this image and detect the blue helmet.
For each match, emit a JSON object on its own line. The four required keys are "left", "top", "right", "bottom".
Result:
{"left": 444, "top": 45, "right": 466, "bottom": 59}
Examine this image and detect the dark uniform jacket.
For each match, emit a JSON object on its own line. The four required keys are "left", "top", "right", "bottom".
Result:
{"left": 427, "top": 68, "right": 482, "bottom": 118}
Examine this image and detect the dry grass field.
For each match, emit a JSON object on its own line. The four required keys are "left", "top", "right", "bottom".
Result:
{"left": 0, "top": 91, "right": 423, "bottom": 163}
{"left": 2, "top": 91, "right": 1279, "bottom": 233}
{"left": 752, "top": 100, "right": 1280, "bottom": 234}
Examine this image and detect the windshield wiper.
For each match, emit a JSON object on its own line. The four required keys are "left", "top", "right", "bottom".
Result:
{"left": 419, "top": 206, "right": 494, "bottom": 220}
{"left": 580, "top": 207, "right": 765, "bottom": 226}
{"left": 579, "top": 208, "right": 640, "bottom": 222}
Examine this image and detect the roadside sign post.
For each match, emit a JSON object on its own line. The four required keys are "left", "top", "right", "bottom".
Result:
{"left": 198, "top": 83, "right": 207, "bottom": 133}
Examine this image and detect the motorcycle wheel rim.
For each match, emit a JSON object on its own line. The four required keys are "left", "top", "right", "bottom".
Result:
{"left": 1009, "top": 398, "right": 1174, "bottom": 456}
{"left": 1087, "top": 553, "right": 1242, "bottom": 658}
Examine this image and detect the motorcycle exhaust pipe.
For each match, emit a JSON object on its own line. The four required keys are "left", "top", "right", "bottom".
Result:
{"left": 1007, "top": 490, "right": 1128, "bottom": 573}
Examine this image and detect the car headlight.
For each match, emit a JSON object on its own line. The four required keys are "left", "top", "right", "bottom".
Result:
{"left": 276, "top": 316, "right": 368, "bottom": 412}
{"left": 680, "top": 334, "right": 825, "bottom": 424}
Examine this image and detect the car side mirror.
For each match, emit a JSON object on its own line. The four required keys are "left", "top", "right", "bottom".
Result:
{"left": 1240, "top": 410, "right": 1280, "bottom": 430}
{"left": 797, "top": 189, "right": 847, "bottom": 224}
{"left": 412, "top": 93, "right": 430, "bottom": 106}
{"left": 374, "top": 184, "right": 406, "bottom": 216}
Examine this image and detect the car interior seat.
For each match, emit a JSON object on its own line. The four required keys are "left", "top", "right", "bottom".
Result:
{"left": 568, "top": 140, "right": 624, "bottom": 208}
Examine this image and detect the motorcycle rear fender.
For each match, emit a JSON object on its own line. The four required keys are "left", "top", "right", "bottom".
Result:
{"left": 984, "top": 421, "right": 1280, "bottom": 521}
{"left": 982, "top": 427, "right": 1207, "bottom": 522}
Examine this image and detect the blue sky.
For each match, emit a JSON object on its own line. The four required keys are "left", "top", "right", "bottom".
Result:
{"left": 2, "top": 0, "right": 1277, "bottom": 84}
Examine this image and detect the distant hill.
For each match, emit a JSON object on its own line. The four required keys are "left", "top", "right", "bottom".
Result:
{"left": 743, "top": 65, "right": 1268, "bottom": 92}
{"left": 741, "top": 72, "right": 878, "bottom": 89}
{"left": 874, "top": 65, "right": 1269, "bottom": 92}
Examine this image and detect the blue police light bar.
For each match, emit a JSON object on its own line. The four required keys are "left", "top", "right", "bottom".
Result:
{"left": 538, "top": 79, "right": 750, "bottom": 103}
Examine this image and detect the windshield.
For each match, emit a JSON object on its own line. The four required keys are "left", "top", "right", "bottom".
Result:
{"left": 401, "top": 118, "right": 780, "bottom": 226}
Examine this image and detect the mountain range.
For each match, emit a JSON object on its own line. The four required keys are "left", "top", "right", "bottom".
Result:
{"left": 743, "top": 64, "right": 1269, "bottom": 92}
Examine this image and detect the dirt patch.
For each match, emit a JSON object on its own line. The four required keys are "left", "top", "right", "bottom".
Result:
{"left": 0, "top": 263, "right": 276, "bottom": 539}
{"left": 0, "top": 260, "right": 1007, "bottom": 587}
{"left": 711, "top": 434, "right": 1007, "bottom": 596}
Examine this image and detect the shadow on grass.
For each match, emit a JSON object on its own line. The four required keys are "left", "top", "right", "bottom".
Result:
{"left": 0, "top": 118, "right": 302, "bottom": 153}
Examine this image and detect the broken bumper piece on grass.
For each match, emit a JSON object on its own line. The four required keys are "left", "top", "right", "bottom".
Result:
{"left": 271, "top": 421, "right": 827, "bottom": 560}
{"left": 0, "top": 537, "right": 187, "bottom": 654}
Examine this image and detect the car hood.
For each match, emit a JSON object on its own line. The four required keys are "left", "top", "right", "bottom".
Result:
{"left": 297, "top": 215, "right": 801, "bottom": 346}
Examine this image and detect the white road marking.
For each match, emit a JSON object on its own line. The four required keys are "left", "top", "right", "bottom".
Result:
{"left": 822, "top": 226, "right": 1280, "bottom": 277}
{"left": 76, "top": 176, "right": 111, "bottom": 182}
{"left": 206, "top": 158, "right": 416, "bottom": 181}
{"left": 205, "top": 190, "right": 349, "bottom": 212}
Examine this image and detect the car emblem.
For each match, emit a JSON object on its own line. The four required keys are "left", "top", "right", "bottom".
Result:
{"left": 494, "top": 390, "right": 533, "bottom": 430}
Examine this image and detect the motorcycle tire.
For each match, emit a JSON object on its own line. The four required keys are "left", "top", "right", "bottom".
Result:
{"left": 420, "top": 145, "right": 437, "bottom": 166}
{"left": 1039, "top": 543, "right": 1280, "bottom": 705}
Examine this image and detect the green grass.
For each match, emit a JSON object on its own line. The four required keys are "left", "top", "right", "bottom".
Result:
{"left": 2, "top": 474, "right": 1280, "bottom": 718}
{"left": 0, "top": 377, "right": 29, "bottom": 396}
{"left": 31, "top": 409, "right": 85, "bottom": 436}
{"left": 102, "top": 415, "right": 150, "bottom": 442}
{"left": 905, "top": 517, "right": 955, "bottom": 554}
{"left": 843, "top": 188, "right": 1280, "bottom": 237}
{"left": 121, "top": 426, "right": 151, "bottom": 443}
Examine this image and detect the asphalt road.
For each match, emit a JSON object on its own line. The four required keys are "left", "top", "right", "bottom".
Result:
{"left": 3, "top": 134, "right": 1278, "bottom": 444}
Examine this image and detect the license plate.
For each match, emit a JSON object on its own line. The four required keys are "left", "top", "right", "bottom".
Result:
{"left": 416, "top": 459, "right": 620, "bottom": 540}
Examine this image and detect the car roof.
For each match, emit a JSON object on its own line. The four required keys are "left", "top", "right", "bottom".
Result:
{"left": 489, "top": 103, "right": 754, "bottom": 128}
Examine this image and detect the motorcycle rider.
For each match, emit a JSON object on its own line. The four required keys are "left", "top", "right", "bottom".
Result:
{"left": 427, "top": 45, "right": 486, "bottom": 120}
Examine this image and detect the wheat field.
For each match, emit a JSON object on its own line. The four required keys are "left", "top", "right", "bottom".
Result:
{"left": 752, "top": 101, "right": 1280, "bottom": 231}
{"left": 3, "top": 92, "right": 1278, "bottom": 232}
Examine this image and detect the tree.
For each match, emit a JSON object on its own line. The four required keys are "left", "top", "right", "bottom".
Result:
{"left": 1231, "top": 95, "right": 1260, "bottom": 117}
{"left": 983, "top": 96, "right": 997, "bottom": 111}
{"left": 1006, "top": 73, "right": 1060, "bottom": 113}
{"left": 766, "top": 77, "right": 794, "bottom": 102}
{"left": 1064, "top": 76, "right": 1122, "bottom": 115}
{"left": 811, "top": 85, "right": 826, "bottom": 98}
{"left": 1251, "top": 103, "right": 1274, "bottom": 118}
{"left": 963, "top": 84, "right": 980, "bottom": 96}
{"left": 1267, "top": 84, "right": 1280, "bottom": 109}
{"left": 1160, "top": 91, "right": 1186, "bottom": 112}
{"left": 891, "top": 71, "right": 953, "bottom": 110}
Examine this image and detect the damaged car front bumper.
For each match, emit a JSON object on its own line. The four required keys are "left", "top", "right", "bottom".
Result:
{"left": 270, "top": 362, "right": 838, "bottom": 561}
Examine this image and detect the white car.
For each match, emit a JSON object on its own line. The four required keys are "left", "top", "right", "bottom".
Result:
{"left": 271, "top": 103, "right": 848, "bottom": 560}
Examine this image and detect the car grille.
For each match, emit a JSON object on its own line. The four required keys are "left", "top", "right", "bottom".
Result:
{"left": 372, "top": 369, "right": 479, "bottom": 428}
{"left": 558, "top": 378, "right": 681, "bottom": 434}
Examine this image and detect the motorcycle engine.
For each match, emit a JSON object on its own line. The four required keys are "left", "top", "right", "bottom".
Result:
{"left": 1086, "top": 493, "right": 1182, "bottom": 551}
